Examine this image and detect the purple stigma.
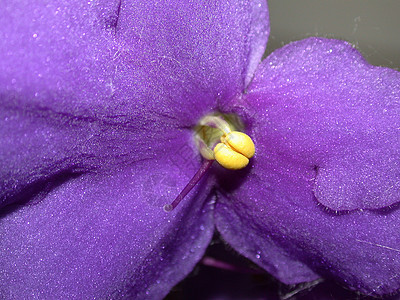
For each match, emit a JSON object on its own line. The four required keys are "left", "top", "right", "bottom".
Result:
{"left": 163, "top": 159, "right": 214, "bottom": 212}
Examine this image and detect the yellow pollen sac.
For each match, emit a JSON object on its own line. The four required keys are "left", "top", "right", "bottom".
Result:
{"left": 224, "top": 131, "right": 255, "bottom": 159}
{"left": 214, "top": 131, "right": 255, "bottom": 170}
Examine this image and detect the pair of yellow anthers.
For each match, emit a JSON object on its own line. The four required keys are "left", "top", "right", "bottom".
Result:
{"left": 196, "top": 115, "right": 255, "bottom": 169}
{"left": 164, "top": 114, "right": 255, "bottom": 212}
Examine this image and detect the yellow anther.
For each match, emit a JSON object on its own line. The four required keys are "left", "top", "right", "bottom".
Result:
{"left": 223, "top": 131, "right": 255, "bottom": 159}
{"left": 166, "top": 113, "right": 255, "bottom": 212}
{"left": 195, "top": 114, "right": 255, "bottom": 170}
{"left": 214, "top": 143, "right": 249, "bottom": 170}
{"left": 214, "top": 131, "right": 255, "bottom": 170}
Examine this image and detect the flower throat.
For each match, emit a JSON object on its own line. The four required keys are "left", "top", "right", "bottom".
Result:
{"left": 163, "top": 113, "right": 255, "bottom": 212}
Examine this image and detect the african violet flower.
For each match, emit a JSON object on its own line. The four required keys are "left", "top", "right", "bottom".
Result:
{"left": 1, "top": 0, "right": 400, "bottom": 298}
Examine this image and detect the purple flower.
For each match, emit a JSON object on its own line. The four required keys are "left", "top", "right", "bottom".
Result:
{"left": 1, "top": 0, "right": 400, "bottom": 299}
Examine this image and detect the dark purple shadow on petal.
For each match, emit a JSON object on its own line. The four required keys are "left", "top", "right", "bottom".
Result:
{"left": 312, "top": 187, "right": 400, "bottom": 217}
{"left": 372, "top": 201, "right": 400, "bottom": 215}
{"left": 98, "top": 0, "right": 122, "bottom": 31}
{"left": 0, "top": 170, "right": 84, "bottom": 215}
{"left": 213, "top": 160, "right": 253, "bottom": 194}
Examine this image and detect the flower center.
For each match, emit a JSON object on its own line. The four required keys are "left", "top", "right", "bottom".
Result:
{"left": 163, "top": 113, "right": 255, "bottom": 212}
{"left": 194, "top": 114, "right": 255, "bottom": 169}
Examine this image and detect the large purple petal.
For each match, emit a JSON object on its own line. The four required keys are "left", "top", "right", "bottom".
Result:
{"left": 214, "top": 164, "right": 320, "bottom": 285}
{"left": 0, "top": 1, "right": 115, "bottom": 207}
{"left": 113, "top": 0, "right": 269, "bottom": 123}
{"left": 0, "top": 0, "right": 269, "bottom": 207}
{"left": 0, "top": 153, "right": 215, "bottom": 299}
{"left": 243, "top": 38, "right": 400, "bottom": 211}
{"left": 215, "top": 38, "right": 400, "bottom": 295}
{"left": 215, "top": 156, "right": 400, "bottom": 295}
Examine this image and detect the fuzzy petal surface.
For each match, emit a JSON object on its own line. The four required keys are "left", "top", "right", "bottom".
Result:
{"left": 0, "top": 154, "right": 215, "bottom": 299}
{"left": 0, "top": 0, "right": 269, "bottom": 207}
{"left": 246, "top": 38, "right": 400, "bottom": 211}
{"left": 216, "top": 160, "right": 400, "bottom": 296}
{"left": 1, "top": 0, "right": 271, "bottom": 297}
{"left": 216, "top": 38, "right": 400, "bottom": 296}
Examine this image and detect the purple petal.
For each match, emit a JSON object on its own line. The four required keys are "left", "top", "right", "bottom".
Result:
{"left": 0, "top": 1, "right": 116, "bottom": 207}
{"left": 215, "top": 37, "right": 400, "bottom": 295}
{"left": 0, "top": 156, "right": 215, "bottom": 298}
{"left": 216, "top": 155, "right": 400, "bottom": 296}
{"left": 113, "top": 0, "right": 269, "bottom": 122}
{"left": 214, "top": 166, "right": 319, "bottom": 285}
{"left": 244, "top": 37, "right": 400, "bottom": 211}
{"left": 1, "top": 0, "right": 269, "bottom": 209}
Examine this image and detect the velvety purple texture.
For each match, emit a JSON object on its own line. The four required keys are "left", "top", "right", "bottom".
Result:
{"left": 216, "top": 38, "right": 400, "bottom": 296}
{"left": 2, "top": 0, "right": 400, "bottom": 299}
{"left": 245, "top": 38, "right": 400, "bottom": 211}
{"left": 0, "top": 0, "right": 268, "bottom": 208}
{"left": 0, "top": 0, "right": 268, "bottom": 298}
{"left": 1, "top": 159, "right": 215, "bottom": 299}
